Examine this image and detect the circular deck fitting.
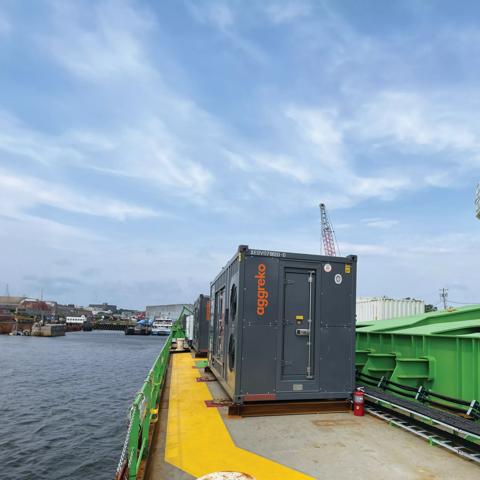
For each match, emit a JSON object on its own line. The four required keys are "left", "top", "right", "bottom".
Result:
{"left": 197, "top": 473, "right": 255, "bottom": 480}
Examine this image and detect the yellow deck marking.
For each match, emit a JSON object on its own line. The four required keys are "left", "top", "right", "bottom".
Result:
{"left": 165, "top": 354, "right": 314, "bottom": 480}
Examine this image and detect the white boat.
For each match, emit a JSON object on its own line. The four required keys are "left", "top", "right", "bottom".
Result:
{"left": 151, "top": 319, "right": 172, "bottom": 336}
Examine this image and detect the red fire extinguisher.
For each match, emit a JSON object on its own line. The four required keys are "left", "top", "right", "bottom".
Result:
{"left": 353, "top": 388, "right": 365, "bottom": 417}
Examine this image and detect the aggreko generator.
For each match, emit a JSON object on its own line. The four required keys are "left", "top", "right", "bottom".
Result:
{"left": 208, "top": 245, "right": 357, "bottom": 404}
{"left": 192, "top": 294, "right": 210, "bottom": 355}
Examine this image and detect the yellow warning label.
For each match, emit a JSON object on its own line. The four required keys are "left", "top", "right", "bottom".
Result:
{"left": 345, "top": 264, "right": 351, "bottom": 274}
{"left": 295, "top": 315, "right": 304, "bottom": 320}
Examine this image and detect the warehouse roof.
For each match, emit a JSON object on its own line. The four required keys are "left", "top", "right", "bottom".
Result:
{"left": 0, "top": 296, "right": 26, "bottom": 306}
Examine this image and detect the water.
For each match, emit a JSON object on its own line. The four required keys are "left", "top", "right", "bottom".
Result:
{"left": 0, "top": 331, "right": 166, "bottom": 480}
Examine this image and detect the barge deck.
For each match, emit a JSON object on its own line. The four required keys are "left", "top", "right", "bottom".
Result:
{"left": 144, "top": 353, "right": 479, "bottom": 480}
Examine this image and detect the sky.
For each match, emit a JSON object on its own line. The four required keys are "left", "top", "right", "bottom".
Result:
{"left": 0, "top": 0, "right": 479, "bottom": 309}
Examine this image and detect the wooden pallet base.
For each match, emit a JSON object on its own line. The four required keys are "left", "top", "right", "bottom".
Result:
{"left": 228, "top": 399, "right": 352, "bottom": 417}
{"left": 194, "top": 351, "right": 208, "bottom": 358}
{"left": 170, "top": 348, "right": 191, "bottom": 354}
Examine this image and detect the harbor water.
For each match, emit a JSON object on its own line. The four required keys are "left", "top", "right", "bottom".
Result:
{"left": 0, "top": 331, "right": 167, "bottom": 480}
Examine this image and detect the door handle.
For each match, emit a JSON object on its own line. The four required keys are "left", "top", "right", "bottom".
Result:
{"left": 296, "top": 328, "right": 309, "bottom": 336}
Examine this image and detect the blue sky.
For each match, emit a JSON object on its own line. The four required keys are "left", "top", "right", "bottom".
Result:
{"left": 0, "top": 0, "right": 479, "bottom": 309}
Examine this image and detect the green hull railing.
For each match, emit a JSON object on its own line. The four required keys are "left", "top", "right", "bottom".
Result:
{"left": 115, "top": 306, "right": 192, "bottom": 480}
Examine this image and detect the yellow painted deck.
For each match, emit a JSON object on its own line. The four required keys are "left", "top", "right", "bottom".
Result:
{"left": 145, "top": 352, "right": 480, "bottom": 480}
{"left": 165, "top": 353, "right": 313, "bottom": 480}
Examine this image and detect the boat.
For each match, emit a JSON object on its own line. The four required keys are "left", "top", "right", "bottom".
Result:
{"left": 82, "top": 320, "right": 93, "bottom": 332}
{"left": 125, "top": 325, "right": 135, "bottom": 335}
{"left": 125, "top": 324, "right": 151, "bottom": 335}
{"left": 8, "top": 329, "right": 29, "bottom": 336}
{"left": 151, "top": 319, "right": 172, "bottom": 336}
{"left": 31, "top": 322, "right": 66, "bottom": 337}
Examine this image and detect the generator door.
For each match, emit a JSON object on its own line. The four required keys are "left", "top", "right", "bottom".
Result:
{"left": 278, "top": 267, "right": 317, "bottom": 390}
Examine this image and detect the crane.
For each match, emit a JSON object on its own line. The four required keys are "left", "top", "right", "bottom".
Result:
{"left": 476, "top": 184, "right": 480, "bottom": 220}
{"left": 319, "top": 203, "right": 340, "bottom": 256}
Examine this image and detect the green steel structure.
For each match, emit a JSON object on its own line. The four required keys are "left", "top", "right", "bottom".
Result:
{"left": 116, "top": 305, "right": 192, "bottom": 480}
{"left": 356, "top": 305, "right": 480, "bottom": 408}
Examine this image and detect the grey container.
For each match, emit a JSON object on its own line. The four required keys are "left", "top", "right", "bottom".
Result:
{"left": 192, "top": 294, "right": 210, "bottom": 354}
{"left": 208, "top": 245, "right": 357, "bottom": 404}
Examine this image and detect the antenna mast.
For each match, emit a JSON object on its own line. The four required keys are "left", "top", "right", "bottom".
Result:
{"left": 440, "top": 288, "right": 449, "bottom": 310}
{"left": 319, "top": 203, "right": 338, "bottom": 256}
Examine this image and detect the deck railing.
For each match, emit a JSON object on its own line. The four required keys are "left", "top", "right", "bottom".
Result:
{"left": 115, "top": 306, "right": 191, "bottom": 480}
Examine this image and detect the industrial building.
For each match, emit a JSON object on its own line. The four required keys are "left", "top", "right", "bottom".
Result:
{"left": 356, "top": 296, "right": 425, "bottom": 322}
{"left": 0, "top": 296, "right": 24, "bottom": 334}
{"left": 88, "top": 303, "right": 117, "bottom": 314}
{"left": 146, "top": 303, "right": 193, "bottom": 321}
{"left": 65, "top": 315, "right": 89, "bottom": 325}
{"left": 0, "top": 295, "right": 26, "bottom": 309}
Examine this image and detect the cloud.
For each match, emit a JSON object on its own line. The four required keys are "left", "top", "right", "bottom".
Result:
{"left": 187, "top": 1, "right": 234, "bottom": 32}
{"left": 252, "top": 85, "right": 480, "bottom": 210}
{"left": 362, "top": 218, "right": 399, "bottom": 229}
{"left": 264, "top": 1, "right": 312, "bottom": 24}
{"left": 29, "top": 0, "right": 477, "bottom": 219}
{"left": 0, "top": 11, "right": 10, "bottom": 36}
{"left": 11, "top": 1, "right": 221, "bottom": 201}
{"left": 0, "top": 111, "right": 83, "bottom": 165}
{"left": 0, "top": 110, "right": 215, "bottom": 200}
{"left": 284, "top": 106, "right": 346, "bottom": 172}
{"left": 105, "top": 119, "right": 215, "bottom": 196}
{"left": 246, "top": 103, "right": 414, "bottom": 209}
{"left": 23, "top": 274, "right": 85, "bottom": 296}
{"left": 44, "top": 0, "right": 154, "bottom": 82}
{"left": 338, "top": 242, "right": 390, "bottom": 256}
{"left": 0, "top": 169, "right": 159, "bottom": 221}
{"left": 334, "top": 223, "right": 351, "bottom": 230}
{"left": 2, "top": 0, "right": 480, "bottom": 309}
{"left": 252, "top": 153, "right": 311, "bottom": 183}
{"left": 0, "top": 214, "right": 100, "bottom": 244}
{"left": 350, "top": 176, "right": 411, "bottom": 201}
{"left": 185, "top": 0, "right": 266, "bottom": 62}
{"left": 17, "top": 0, "right": 432, "bottom": 214}
{"left": 353, "top": 91, "right": 479, "bottom": 153}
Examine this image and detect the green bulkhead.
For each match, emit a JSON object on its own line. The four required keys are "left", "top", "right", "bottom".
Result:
{"left": 356, "top": 305, "right": 480, "bottom": 405}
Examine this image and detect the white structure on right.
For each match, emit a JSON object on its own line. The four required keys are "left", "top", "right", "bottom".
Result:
{"left": 356, "top": 297, "right": 425, "bottom": 322}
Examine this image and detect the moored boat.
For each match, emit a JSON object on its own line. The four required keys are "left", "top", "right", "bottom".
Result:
{"left": 125, "top": 324, "right": 152, "bottom": 335}
{"left": 151, "top": 319, "right": 172, "bottom": 336}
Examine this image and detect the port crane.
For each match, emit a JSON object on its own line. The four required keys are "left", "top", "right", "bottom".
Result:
{"left": 319, "top": 203, "right": 339, "bottom": 256}
{"left": 476, "top": 184, "right": 480, "bottom": 219}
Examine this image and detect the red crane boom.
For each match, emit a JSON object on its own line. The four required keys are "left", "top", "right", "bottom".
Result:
{"left": 320, "top": 203, "right": 337, "bottom": 256}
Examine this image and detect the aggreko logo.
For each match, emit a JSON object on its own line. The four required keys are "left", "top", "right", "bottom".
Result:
{"left": 255, "top": 263, "right": 269, "bottom": 315}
